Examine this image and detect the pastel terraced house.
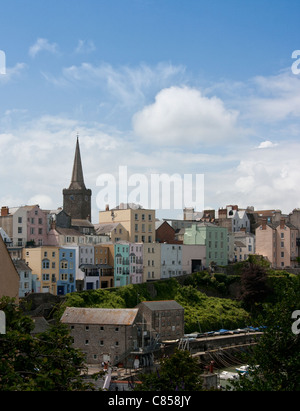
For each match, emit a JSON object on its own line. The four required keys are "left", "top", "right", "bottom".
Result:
{"left": 0, "top": 205, "right": 49, "bottom": 248}
{"left": 184, "top": 222, "right": 228, "bottom": 267}
{"left": 23, "top": 246, "right": 60, "bottom": 294}
{"left": 114, "top": 242, "right": 130, "bottom": 287}
{"left": 255, "top": 218, "right": 299, "bottom": 268}
{"left": 99, "top": 203, "right": 155, "bottom": 243}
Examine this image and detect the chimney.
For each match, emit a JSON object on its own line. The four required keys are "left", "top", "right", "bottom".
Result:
{"left": 280, "top": 218, "right": 285, "bottom": 229}
{"left": 1, "top": 206, "right": 9, "bottom": 216}
{"left": 262, "top": 218, "right": 267, "bottom": 230}
{"left": 105, "top": 204, "right": 109, "bottom": 211}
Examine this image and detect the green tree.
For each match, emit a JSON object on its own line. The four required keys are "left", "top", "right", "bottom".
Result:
{"left": 239, "top": 255, "right": 271, "bottom": 311}
{"left": 0, "top": 297, "right": 100, "bottom": 391}
{"left": 233, "top": 276, "right": 300, "bottom": 391}
{"left": 135, "top": 349, "right": 204, "bottom": 391}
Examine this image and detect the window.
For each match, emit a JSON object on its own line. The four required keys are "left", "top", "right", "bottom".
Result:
{"left": 18, "top": 217, "right": 22, "bottom": 223}
{"left": 85, "top": 326, "right": 89, "bottom": 331}
{"left": 42, "top": 259, "right": 50, "bottom": 269}
{"left": 18, "top": 227, "right": 22, "bottom": 234}
{"left": 60, "top": 261, "right": 68, "bottom": 269}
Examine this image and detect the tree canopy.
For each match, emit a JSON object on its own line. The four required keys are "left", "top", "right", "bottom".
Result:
{"left": 233, "top": 275, "right": 300, "bottom": 391}
{"left": 0, "top": 297, "right": 100, "bottom": 391}
{"left": 135, "top": 349, "right": 205, "bottom": 391}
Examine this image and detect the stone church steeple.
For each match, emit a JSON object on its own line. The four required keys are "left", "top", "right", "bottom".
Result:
{"left": 63, "top": 136, "right": 92, "bottom": 221}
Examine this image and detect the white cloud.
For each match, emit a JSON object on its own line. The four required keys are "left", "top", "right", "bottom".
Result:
{"left": 44, "top": 62, "right": 186, "bottom": 107}
{"left": 257, "top": 140, "right": 278, "bottom": 149}
{"left": 0, "top": 63, "right": 27, "bottom": 84}
{"left": 27, "top": 194, "right": 55, "bottom": 210}
{"left": 29, "top": 38, "right": 59, "bottom": 58}
{"left": 74, "top": 39, "right": 96, "bottom": 54}
{"left": 132, "top": 86, "right": 241, "bottom": 145}
{"left": 210, "top": 141, "right": 300, "bottom": 213}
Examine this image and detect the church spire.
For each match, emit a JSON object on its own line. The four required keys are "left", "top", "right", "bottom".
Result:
{"left": 69, "top": 134, "right": 86, "bottom": 190}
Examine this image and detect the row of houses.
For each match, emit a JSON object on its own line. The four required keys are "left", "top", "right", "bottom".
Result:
{"left": 15, "top": 241, "right": 207, "bottom": 296}
{"left": 2, "top": 202, "right": 300, "bottom": 298}
{"left": 2, "top": 139, "right": 300, "bottom": 300}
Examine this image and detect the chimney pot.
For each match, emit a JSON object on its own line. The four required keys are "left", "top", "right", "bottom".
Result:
{"left": 1, "top": 206, "right": 9, "bottom": 216}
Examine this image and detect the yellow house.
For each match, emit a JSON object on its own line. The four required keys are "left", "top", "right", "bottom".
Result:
{"left": 99, "top": 204, "right": 155, "bottom": 243}
{"left": 143, "top": 242, "right": 161, "bottom": 282}
{"left": 23, "top": 246, "right": 60, "bottom": 294}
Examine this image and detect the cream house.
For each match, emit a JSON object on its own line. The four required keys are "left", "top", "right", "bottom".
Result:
{"left": 99, "top": 203, "right": 155, "bottom": 243}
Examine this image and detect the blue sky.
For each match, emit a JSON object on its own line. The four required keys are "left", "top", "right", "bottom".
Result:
{"left": 1, "top": 0, "right": 300, "bottom": 222}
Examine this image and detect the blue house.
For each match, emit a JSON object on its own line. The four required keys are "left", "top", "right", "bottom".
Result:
{"left": 57, "top": 248, "right": 76, "bottom": 295}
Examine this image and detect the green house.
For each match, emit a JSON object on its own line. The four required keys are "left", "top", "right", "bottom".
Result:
{"left": 114, "top": 242, "right": 130, "bottom": 287}
{"left": 183, "top": 223, "right": 228, "bottom": 267}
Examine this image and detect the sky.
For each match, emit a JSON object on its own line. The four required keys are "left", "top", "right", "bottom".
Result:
{"left": 1, "top": 0, "right": 300, "bottom": 223}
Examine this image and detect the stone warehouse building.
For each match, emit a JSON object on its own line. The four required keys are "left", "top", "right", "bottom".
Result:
{"left": 61, "top": 307, "right": 139, "bottom": 366}
{"left": 136, "top": 300, "right": 184, "bottom": 342}
{"left": 60, "top": 300, "right": 184, "bottom": 367}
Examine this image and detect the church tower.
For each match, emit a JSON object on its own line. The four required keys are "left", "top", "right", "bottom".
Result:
{"left": 63, "top": 136, "right": 92, "bottom": 221}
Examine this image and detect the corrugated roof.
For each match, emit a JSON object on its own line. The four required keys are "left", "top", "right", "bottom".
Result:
{"left": 61, "top": 307, "right": 138, "bottom": 325}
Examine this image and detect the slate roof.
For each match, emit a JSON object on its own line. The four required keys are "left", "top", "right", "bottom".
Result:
{"left": 140, "top": 300, "right": 183, "bottom": 311}
{"left": 61, "top": 307, "right": 138, "bottom": 325}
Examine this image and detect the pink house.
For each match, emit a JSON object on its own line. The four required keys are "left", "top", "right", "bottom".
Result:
{"left": 129, "top": 242, "right": 143, "bottom": 284}
{"left": 26, "top": 205, "right": 49, "bottom": 246}
{"left": 255, "top": 218, "right": 299, "bottom": 268}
